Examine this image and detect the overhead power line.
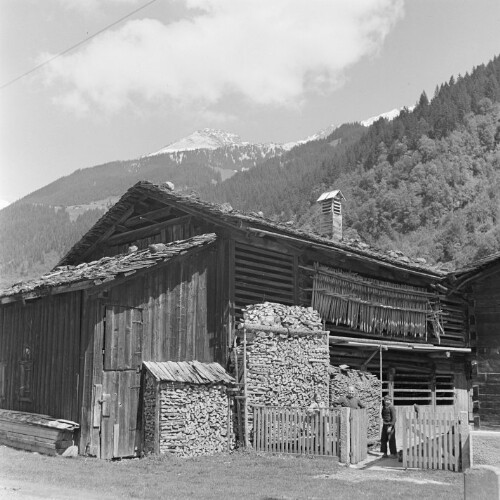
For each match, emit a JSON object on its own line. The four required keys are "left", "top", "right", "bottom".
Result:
{"left": 1, "top": 0, "right": 158, "bottom": 90}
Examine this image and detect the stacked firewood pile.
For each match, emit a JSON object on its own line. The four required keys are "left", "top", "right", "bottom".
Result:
{"left": 143, "top": 376, "right": 157, "bottom": 454}
{"left": 235, "top": 303, "right": 330, "bottom": 439}
{"left": 329, "top": 366, "right": 381, "bottom": 441}
{"left": 241, "top": 302, "right": 324, "bottom": 331}
{"left": 143, "top": 378, "right": 232, "bottom": 457}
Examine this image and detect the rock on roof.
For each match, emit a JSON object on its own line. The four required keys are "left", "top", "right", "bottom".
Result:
{"left": 0, "top": 233, "right": 216, "bottom": 301}
{"left": 143, "top": 360, "right": 235, "bottom": 384}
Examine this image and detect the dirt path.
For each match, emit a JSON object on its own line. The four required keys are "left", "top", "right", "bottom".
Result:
{"left": 0, "top": 444, "right": 465, "bottom": 500}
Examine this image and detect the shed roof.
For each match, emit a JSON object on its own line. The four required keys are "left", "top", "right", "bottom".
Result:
{"left": 143, "top": 360, "right": 235, "bottom": 384}
{"left": 0, "top": 233, "right": 216, "bottom": 303}
{"left": 58, "top": 181, "right": 445, "bottom": 278}
{"left": 316, "top": 190, "right": 345, "bottom": 202}
{"left": 443, "top": 249, "right": 500, "bottom": 289}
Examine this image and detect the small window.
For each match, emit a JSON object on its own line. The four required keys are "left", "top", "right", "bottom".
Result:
{"left": 19, "top": 345, "right": 33, "bottom": 402}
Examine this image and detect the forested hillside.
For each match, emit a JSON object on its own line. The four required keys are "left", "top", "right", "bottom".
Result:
{"left": 0, "top": 204, "right": 104, "bottom": 287}
{"left": 1, "top": 55, "right": 499, "bottom": 288}
{"left": 202, "top": 56, "right": 500, "bottom": 268}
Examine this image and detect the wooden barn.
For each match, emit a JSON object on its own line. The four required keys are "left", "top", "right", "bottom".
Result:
{"left": 445, "top": 252, "right": 500, "bottom": 429}
{"left": 0, "top": 181, "right": 472, "bottom": 458}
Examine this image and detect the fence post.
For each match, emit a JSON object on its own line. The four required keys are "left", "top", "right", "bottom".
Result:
{"left": 460, "top": 411, "right": 471, "bottom": 471}
{"left": 339, "top": 407, "right": 351, "bottom": 464}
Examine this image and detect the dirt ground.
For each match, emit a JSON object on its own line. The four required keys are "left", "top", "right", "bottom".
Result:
{"left": 0, "top": 445, "right": 468, "bottom": 500}
{"left": 1, "top": 430, "right": 498, "bottom": 499}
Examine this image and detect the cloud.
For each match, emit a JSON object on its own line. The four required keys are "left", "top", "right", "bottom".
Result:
{"left": 55, "top": 0, "right": 142, "bottom": 15}
{"left": 41, "top": 0, "right": 404, "bottom": 113}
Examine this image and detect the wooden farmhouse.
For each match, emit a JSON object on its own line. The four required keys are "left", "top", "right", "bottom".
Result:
{"left": 0, "top": 181, "right": 473, "bottom": 458}
{"left": 445, "top": 252, "right": 500, "bottom": 429}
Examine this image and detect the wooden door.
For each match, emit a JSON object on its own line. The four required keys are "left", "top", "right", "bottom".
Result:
{"left": 100, "top": 305, "right": 143, "bottom": 459}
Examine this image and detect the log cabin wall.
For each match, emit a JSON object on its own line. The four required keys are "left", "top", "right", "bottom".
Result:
{"left": 232, "top": 238, "right": 298, "bottom": 321}
{"left": 468, "top": 269, "right": 500, "bottom": 429}
{"left": 298, "top": 247, "right": 468, "bottom": 347}
{"left": 297, "top": 248, "right": 470, "bottom": 415}
{"left": 0, "top": 292, "right": 82, "bottom": 422}
{"left": 329, "top": 346, "right": 468, "bottom": 412}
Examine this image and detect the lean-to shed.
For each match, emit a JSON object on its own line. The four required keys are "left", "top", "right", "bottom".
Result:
{"left": 143, "top": 360, "right": 234, "bottom": 457}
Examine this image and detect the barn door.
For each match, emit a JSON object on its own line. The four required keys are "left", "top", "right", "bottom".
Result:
{"left": 100, "top": 305, "right": 143, "bottom": 459}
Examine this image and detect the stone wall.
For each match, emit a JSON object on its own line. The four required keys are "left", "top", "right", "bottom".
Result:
{"left": 143, "top": 373, "right": 233, "bottom": 457}
{"left": 235, "top": 303, "right": 330, "bottom": 441}
{"left": 329, "top": 366, "right": 381, "bottom": 442}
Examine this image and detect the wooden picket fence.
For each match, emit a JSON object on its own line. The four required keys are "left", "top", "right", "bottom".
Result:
{"left": 350, "top": 408, "right": 368, "bottom": 464}
{"left": 401, "top": 410, "right": 470, "bottom": 472}
{"left": 252, "top": 406, "right": 340, "bottom": 456}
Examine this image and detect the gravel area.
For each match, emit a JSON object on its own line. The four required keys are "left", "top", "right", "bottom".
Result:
{"left": 472, "top": 431, "right": 500, "bottom": 467}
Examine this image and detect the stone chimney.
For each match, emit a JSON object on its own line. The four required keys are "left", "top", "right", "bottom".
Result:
{"left": 316, "top": 190, "right": 345, "bottom": 240}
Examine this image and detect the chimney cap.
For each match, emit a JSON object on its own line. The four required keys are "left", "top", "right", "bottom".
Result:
{"left": 317, "top": 190, "right": 346, "bottom": 202}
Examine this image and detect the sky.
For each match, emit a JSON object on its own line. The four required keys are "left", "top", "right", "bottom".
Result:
{"left": 1, "top": 0, "right": 500, "bottom": 207}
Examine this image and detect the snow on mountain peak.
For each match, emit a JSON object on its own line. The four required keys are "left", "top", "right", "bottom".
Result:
{"left": 148, "top": 128, "right": 248, "bottom": 156}
{"left": 283, "top": 123, "right": 339, "bottom": 151}
{"left": 360, "top": 106, "right": 415, "bottom": 127}
{"left": 147, "top": 106, "right": 415, "bottom": 158}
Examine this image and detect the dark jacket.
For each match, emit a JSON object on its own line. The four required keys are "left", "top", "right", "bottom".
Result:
{"left": 338, "top": 396, "right": 365, "bottom": 409}
{"left": 381, "top": 403, "right": 396, "bottom": 425}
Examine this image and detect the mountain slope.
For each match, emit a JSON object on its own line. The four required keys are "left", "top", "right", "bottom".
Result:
{"left": 201, "top": 55, "right": 500, "bottom": 268}
{"left": 0, "top": 126, "right": 334, "bottom": 286}
{"left": 2, "top": 55, "right": 500, "bottom": 286}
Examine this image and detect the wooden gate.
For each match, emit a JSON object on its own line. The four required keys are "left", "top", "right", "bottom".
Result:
{"left": 401, "top": 410, "right": 470, "bottom": 471}
{"left": 350, "top": 408, "right": 368, "bottom": 464}
{"left": 252, "top": 406, "right": 340, "bottom": 456}
{"left": 99, "top": 305, "right": 143, "bottom": 459}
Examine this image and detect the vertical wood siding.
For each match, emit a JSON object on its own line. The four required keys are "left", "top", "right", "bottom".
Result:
{"left": 79, "top": 245, "right": 222, "bottom": 455}
{"left": 0, "top": 292, "right": 81, "bottom": 422}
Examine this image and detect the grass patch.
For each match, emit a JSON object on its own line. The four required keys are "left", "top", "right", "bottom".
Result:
{"left": 0, "top": 446, "right": 463, "bottom": 499}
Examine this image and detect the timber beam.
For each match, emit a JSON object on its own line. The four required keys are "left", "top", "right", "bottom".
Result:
{"left": 329, "top": 335, "right": 471, "bottom": 353}
{"left": 125, "top": 206, "right": 173, "bottom": 227}
{"left": 107, "top": 215, "right": 192, "bottom": 245}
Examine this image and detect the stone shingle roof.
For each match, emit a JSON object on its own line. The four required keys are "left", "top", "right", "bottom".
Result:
{"left": 0, "top": 233, "right": 216, "bottom": 301}
{"left": 59, "top": 181, "right": 445, "bottom": 277}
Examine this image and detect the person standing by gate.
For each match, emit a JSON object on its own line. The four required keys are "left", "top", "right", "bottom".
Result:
{"left": 381, "top": 395, "right": 397, "bottom": 458}
{"left": 337, "top": 385, "right": 365, "bottom": 409}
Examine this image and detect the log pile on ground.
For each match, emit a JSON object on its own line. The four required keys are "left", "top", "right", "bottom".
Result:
{"left": 235, "top": 302, "right": 330, "bottom": 440}
{"left": 329, "top": 366, "right": 381, "bottom": 442}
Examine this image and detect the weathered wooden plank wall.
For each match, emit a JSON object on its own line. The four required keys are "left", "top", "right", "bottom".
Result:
{"left": 0, "top": 292, "right": 81, "bottom": 422}
{"left": 79, "top": 245, "right": 221, "bottom": 457}
{"left": 470, "top": 271, "right": 500, "bottom": 428}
